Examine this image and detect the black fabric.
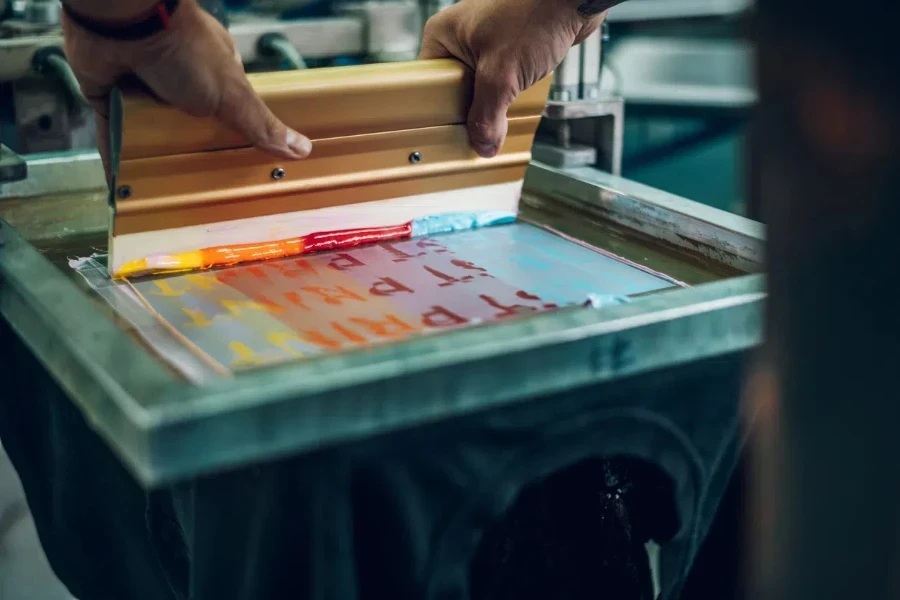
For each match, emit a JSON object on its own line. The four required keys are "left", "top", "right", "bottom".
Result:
{"left": 61, "top": 0, "right": 180, "bottom": 41}
{"left": 0, "top": 315, "right": 747, "bottom": 600}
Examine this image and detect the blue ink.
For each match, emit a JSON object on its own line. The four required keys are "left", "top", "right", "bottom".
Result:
{"left": 410, "top": 211, "right": 516, "bottom": 238}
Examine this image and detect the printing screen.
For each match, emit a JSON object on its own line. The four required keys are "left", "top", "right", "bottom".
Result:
{"left": 73, "top": 222, "right": 679, "bottom": 381}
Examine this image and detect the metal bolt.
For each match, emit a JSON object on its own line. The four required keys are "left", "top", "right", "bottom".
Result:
{"left": 409, "top": 151, "right": 422, "bottom": 164}
{"left": 117, "top": 185, "right": 132, "bottom": 199}
{"left": 271, "top": 167, "right": 286, "bottom": 180}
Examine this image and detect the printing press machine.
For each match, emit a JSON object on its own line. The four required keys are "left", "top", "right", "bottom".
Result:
{"left": 0, "top": 2, "right": 763, "bottom": 600}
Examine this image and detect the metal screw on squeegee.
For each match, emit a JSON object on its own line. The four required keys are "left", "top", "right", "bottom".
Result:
{"left": 271, "top": 167, "right": 286, "bottom": 180}
{"left": 409, "top": 151, "right": 422, "bottom": 164}
{"left": 117, "top": 185, "right": 132, "bottom": 199}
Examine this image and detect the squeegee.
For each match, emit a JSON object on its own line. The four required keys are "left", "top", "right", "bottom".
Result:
{"left": 107, "top": 59, "right": 552, "bottom": 278}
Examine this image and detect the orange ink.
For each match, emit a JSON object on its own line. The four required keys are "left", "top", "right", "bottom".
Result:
{"left": 282, "top": 291, "right": 311, "bottom": 311}
{"left": 267, "top": 260, "right": 318, "bottom": 279}
{"left": 116, "top": 223, "right": 412, "bottom": 278}
{"left": 245, "top": 266, "right": 270, "bottom": 280}
{"left": 301, "top": 286, "right": 366, "bottom": 306}
{"left": 299, "top": 330, "right": 343, "bottom": 350}
{"left": 348, "top": 315, "right": 415, "bottom": 339}
{"left": 331, "top": 322, "right": 367, "bottom": 343}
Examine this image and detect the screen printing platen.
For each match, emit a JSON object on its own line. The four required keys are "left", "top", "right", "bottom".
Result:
{"left": 0, "top": 160, "right": 765, "bottom": 485}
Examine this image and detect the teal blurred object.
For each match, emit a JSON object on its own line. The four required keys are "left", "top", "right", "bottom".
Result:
{"left": 623, "top": 118, "right": 747, "bottom": 216}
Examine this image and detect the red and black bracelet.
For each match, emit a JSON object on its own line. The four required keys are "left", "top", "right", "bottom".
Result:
{"left": 61, "top": 0, "right": 180, "bottom": 40}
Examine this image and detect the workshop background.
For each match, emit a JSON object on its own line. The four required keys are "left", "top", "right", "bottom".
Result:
{"left": 0, "top": 0, "right": 753, "bottom": 598}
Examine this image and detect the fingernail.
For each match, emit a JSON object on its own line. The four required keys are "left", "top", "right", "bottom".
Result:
{"left": 286, "top": 129, "right": 312, "bottom": 158}
{"left": 473, "top": 142, "right": 499, "bottom": 158}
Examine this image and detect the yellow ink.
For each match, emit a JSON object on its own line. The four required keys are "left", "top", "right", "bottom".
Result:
{"left": 266, "top": 332, "right": 306, "bottom": 358}
{"left": 150, "top": 280, "right": 187, "bottom": 297}
{"left": 229, "top": 341, "right": 267, "bottom": 368}
{"left": 221, "top": 299, "right": 278, "bottom": 317}
{"left": 182, "top": 308, "right": 215, "bottom": 327}
{"left": 185, "top": 274, "right": 221, "bottom": 291}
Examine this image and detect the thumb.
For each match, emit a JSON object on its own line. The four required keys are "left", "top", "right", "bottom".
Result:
{"left": 215, "top": 74, "right": 312, "bottom": 160}
{"left": 468, "top": 65, "right": 517, "bottom": 158}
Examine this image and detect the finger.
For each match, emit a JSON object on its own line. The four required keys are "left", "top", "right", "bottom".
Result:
{"left": 573, "top": 11, "right": 606, "bottom": 45}
{"left": 467, "top": 65, "right": 516, "bottom": 158}
{"left": 215, "top": 72, "right": 312, "bottom": 160}
{"left": 418, "top": 35, "right": 452, "bottom": 60}
{"left": 211, "top": 22, "right": 311, "bottom": 159}
{"left": 418, "top": 17, "right": 452, "bottom": 60}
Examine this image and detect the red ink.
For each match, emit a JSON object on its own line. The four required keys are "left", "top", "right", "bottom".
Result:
{"left": 381, "top": 242, "right": 427, "bottom": 263}
{"left": 326, "top": 253, "right": 366, "bottom": 272}
{"left": 422, "top": 306, "right": 469, "bottom": 328}
{"left": 369, "top": 277, "right": 414, "bottom": 297}
{"left": 516, "top": 290, "right": 559, "bottom": 309}
{"left": 416, "top": 239, "right": 451, "bottom": 253}
{"left": 450, "top": 259, "right": 492, "bottom": 278}
{"left": 307, "top": 224, "right": 412, "bottom": 254}
{"left": 424, "top": 265, "right": 474, "bottom": 287}
{"left": 479, "top": 294, "right": 540, "bottom": 318}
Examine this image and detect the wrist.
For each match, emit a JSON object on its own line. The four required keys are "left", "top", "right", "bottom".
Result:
{"left": 62, "top": 0, "right": 162, "bottom": 21}
{"left": 62, "top": 0, "right": 184, "bottom": 41}
{"left": 569, "top": 0, "right": 618, "bottom": 18}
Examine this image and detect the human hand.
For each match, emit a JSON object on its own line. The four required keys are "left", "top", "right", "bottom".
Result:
{"left": 419, "top": 0, "right": 608, "bottom": 158}
{"left": 61, "top": 0, "right": 312, "bottom": 179}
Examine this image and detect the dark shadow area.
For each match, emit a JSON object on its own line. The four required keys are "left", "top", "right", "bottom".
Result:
{"left": 470, "top": 456, "right": 678, "bottom": 600}
{"left": 679, "top": 448, "right": 748, "bottom": 600}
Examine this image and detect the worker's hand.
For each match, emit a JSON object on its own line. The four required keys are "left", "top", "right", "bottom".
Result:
{"left": 419, "top": 0, "right": 608, "bottom": 158}
{"left": 62, "top": 0, "right": 311, "bottom": 179}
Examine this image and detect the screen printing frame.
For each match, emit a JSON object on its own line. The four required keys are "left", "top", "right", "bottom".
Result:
{"left": 0, "top": 157, "right": 765, "bottom": 487}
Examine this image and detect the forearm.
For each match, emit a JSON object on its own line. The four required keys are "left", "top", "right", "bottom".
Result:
{"left": 62, "top": 0, "right": 166, "bottom": 21}
{"left": 571, "top": 0, "right": 627, "bottom": 17}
